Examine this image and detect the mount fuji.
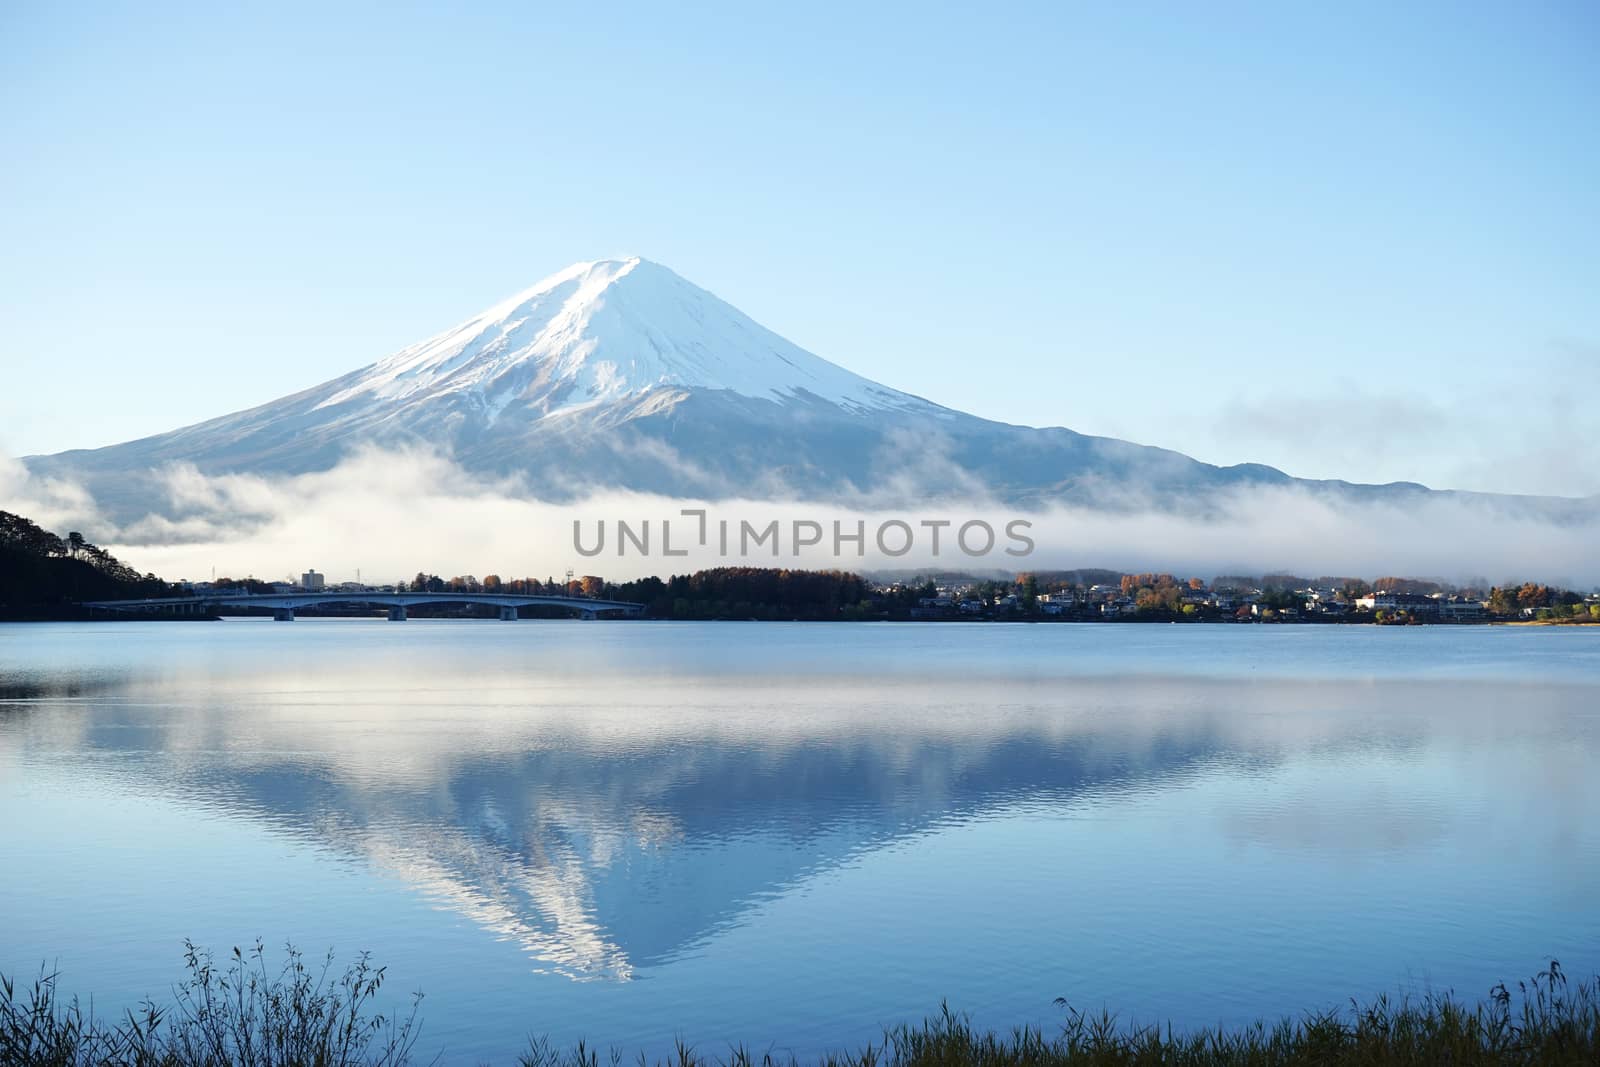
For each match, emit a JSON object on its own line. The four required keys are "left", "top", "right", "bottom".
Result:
{"left": 21, "top": 258, "right": 1592, "bottom": 522}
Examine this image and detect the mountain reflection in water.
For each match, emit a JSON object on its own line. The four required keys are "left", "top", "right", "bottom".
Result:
{"left": 2, "top": 621, "right": 1597, "bottom": 1062}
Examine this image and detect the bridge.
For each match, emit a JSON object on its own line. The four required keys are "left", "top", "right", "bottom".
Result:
{"left": 83, "top": 591, "right": 646, "bottom": 621}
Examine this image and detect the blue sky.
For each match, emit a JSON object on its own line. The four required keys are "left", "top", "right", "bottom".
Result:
{"left": 3, "top": 1, "right": 1596, "bottom": 495}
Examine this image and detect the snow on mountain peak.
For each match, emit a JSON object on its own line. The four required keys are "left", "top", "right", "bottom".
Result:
{"left": 316, "top": 257, "right": 927, "bottom": 420}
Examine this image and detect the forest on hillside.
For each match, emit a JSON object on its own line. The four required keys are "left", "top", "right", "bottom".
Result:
{"left": 0, "top": 510, "right": 171, "bottom": 618}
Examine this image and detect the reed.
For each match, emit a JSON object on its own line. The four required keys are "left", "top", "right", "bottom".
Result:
{"left": 1, "top": 940, "right": 420, "bottom": 1067}
{"left": 4, "top": 950, "right": 1595, "bottom": 1066}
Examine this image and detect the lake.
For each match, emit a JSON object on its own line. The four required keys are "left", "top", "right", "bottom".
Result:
{"left": 1, "top": 620, "right": 1596, "bottom": 1063}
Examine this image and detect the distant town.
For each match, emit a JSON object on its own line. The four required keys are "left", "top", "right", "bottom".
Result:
{"left": 5, "top": 508, "right": 1599, "bottom": 623}
{"left": 158, "top": 566, "right": 1600, "bottom": 624}
{"left": 880, "top": 571, "right": 1600, "bottom": 624}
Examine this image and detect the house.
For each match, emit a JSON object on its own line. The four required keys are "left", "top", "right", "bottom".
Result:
{"left": 1438, "top": 598, "right": 1485, "bottom": 621}
{"left": 1355, "top": 591, "right": 1437, "bottom": 613}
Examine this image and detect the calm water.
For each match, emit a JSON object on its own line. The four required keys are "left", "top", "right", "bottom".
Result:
{"left": 2, "top": 621, "right": 1597, "bottom": 1062}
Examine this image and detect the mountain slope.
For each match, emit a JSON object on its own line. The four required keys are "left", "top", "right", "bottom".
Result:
{"left": 315, "top": 258, "right": 937, "bottom": 418}
{"left": 21, "top": 257, "right": 1592, "bottom": 522}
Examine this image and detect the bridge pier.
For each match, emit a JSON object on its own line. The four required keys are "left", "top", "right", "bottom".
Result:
{"left": 388, "top": 605, "right": 407, "bottom": 622}
{"left": 579, "top": 609, "right": 596, "bottom": 621}
{"left": 273, "top": 607, "right": 295, "bottom": 622}
{"left": 498, "top": 605, "right": 518, "bottom": 621}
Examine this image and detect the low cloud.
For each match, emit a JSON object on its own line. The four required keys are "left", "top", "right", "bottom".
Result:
{"left": 1136, "top": 345, "right": 1600, "bottom": 498}
{"left": 0, "top": 454, "right": 101, "bottom": 533}
{"left": 3, "top": 446, "right": 1595, "bottom": 588}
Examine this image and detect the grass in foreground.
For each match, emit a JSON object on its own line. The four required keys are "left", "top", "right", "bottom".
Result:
{"left": 2, "top": 946, "right": 1596, "bottom": 1066}
{"left": 1, "top": 941, "right": 419, "bottom": 1067}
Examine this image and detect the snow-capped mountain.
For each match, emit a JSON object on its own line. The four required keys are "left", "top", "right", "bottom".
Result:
{"left": 21, "top": 257, "right": 1592, "bottom": 522}
{"left": 316, "top": 258, "right": 935, "bottom": 420}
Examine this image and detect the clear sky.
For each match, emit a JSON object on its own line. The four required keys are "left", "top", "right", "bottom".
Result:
{"left": 3, "top": 1, "right": 1596, "bottom": 496}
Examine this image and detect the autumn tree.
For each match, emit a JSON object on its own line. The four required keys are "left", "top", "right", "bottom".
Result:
{"left": 1517, "top": 583, "right": 1554, "bottom": 610}
{"left": 1489, "top": 583, "right": 1555, "bottom": 614}
{"left": 1121, "top": 573, "right": 1182, "bottom": 614}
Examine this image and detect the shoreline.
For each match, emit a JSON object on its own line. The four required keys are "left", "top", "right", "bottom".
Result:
{"left": 6, "top": 612, "right": 1599, "bottom": 626}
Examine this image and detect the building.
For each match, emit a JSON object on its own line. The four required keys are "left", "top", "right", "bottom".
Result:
{"left": 1437, "top": 598, "right": 1486, "bottom": 621}
{"left": 1355, "top": 591, "right": 1437, "bottom": 614}
{"left": 301, "top": 569, "right": 325, "bottom": 591}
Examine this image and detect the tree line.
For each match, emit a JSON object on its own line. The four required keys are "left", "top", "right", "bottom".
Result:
{"left": 609, "top": 567, "right": 874, "bottom": 620}
{"left": 0, "top": 510, "right": 171, "bottom": 618}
